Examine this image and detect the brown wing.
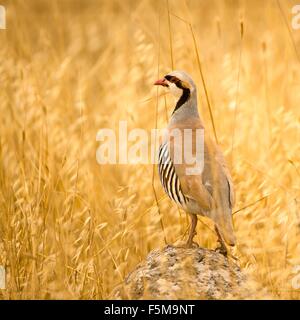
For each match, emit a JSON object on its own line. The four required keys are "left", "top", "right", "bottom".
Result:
{"left": 215, "top": 146, "right": 235, "bottom": 208}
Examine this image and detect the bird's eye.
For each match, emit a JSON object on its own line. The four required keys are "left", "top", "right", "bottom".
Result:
{"left": 164, "top": 75, "right": 172, "bottom": 81}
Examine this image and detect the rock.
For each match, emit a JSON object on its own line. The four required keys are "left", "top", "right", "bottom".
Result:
{"left": 111, "top": 245, "right": 259, "bottom": 300}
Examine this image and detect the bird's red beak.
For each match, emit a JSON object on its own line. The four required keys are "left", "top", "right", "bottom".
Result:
{"left": 154, "top": 78, "right": 168, "bottom": 87}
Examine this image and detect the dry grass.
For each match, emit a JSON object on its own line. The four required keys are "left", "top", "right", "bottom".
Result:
{"left": 0, "top": 0, "right": 299, "bottom": 299}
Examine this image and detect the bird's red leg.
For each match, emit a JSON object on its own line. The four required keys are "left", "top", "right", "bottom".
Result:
{"left": 186, "top": 214, "right": 198, "bottom": 248}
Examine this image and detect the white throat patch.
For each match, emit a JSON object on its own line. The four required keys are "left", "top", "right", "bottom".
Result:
{"left": 168, "top": 81, "right": 183, "bottom": 98}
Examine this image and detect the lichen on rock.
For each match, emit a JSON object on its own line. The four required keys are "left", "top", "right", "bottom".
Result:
{"left": 111, "top": 245, "right": 260, "bottom": 300}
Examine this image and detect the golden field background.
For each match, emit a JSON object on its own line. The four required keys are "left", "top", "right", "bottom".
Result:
{"left": 0, "top": 0, "right": 299, "bottom": 299}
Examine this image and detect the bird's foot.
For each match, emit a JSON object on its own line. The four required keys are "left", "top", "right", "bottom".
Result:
{"left": 172, "top": 240, "right": 199, "bottom": 249}
{"left": 185, "top": 240, "right": 199, "bottom": 249}
{"left": 215, "top": 243, "right": 228, "bottom": 257}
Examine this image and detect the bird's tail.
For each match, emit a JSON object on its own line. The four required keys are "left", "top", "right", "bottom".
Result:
{"left": 211, "top": 207, "right": 236, "bottom": 246}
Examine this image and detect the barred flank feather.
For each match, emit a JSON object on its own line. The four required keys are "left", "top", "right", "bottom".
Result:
{"left": 158, "top": 143, "right": 187, "bottom": 206}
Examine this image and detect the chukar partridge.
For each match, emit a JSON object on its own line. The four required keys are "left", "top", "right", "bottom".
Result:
{"left": 154, "top": 70, "right": 236, "bottom": 254}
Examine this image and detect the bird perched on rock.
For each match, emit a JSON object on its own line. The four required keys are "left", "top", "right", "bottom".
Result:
{"left": 154, "top": 70, "right": 236, "bottom": 255}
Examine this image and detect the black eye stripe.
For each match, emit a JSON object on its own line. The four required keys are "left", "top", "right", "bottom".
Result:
{"left": 164, "top": 75, "right": 187, "bottom": 89}
{"left": 164, "top": 75, "right": 179, "bottom": 83}
{"left": 163, "top": 74, "right": 191, "bottom": 114}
